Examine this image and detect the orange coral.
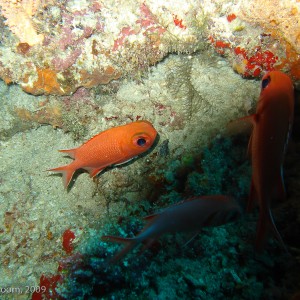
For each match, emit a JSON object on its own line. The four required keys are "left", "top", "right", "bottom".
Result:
{"left": 0, "top": 64, "right": 14, "bottom": 84}
{"left": 79, "top": 66, "right": 122, "bottom": 88}
{"left": 276, "top": 43, "right": 300, "bottom": 80}
{"left": 21, "top": 68, "right": 67, "bottom": 95}
{"left": 14, "top": 105, "right": 63, "bottom": 128}
{"left": 19, "top": 66, "right": 122, "bottom": 95}
{"left": 1, "top": 75, "right": 13, "bottom": 85}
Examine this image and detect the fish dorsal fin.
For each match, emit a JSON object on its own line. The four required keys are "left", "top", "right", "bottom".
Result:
{"left": 58, "top": 148, "right": 77, "bottom": 159}
{"left": 168, "top": 196, "right": 199, "bottom": 207}
{"left": 225, "top": 114, "right": 256, "bottom": 136}
{"left": 79, "top": 130, "right": 108, "bottom": 148}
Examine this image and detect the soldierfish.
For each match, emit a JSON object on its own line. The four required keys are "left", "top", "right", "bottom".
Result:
{"left": 243, "top": 71, "right": 294, "bottom": 251}
{"left": 48, "top": 121, "right": 157, "bottom": 188}
{"left": 102, "top": 195, "right": 242, "bottom": 263}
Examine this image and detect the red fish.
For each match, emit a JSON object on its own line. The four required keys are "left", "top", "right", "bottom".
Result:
{"left": 48, "top": 121, "right": 157, "bottom": 188}
{"left": 102, "top": 195, "right": 242, "bottom": 263}
{"left": 242, "top": 71, "right": 294, "bottom": 251}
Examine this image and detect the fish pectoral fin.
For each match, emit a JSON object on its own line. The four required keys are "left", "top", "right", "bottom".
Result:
{"left": 225, "top": 114, "right": 257, "bottom": 136}
{"left": 240, "top": 114, "right": 258, "bottom": 125}
{"left": 113, "top": 157, "right": 136, "bottom": 166}
{"left": 138, "top": 238, "right": 156, "bottom": 255}
{"left": 101, "top": 235, "right": 138, "bottom": 263}
{"left": 84, "top": 167, "right": 105, "bottom": 178}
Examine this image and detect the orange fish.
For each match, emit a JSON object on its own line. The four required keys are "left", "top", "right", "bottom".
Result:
{"left": 242, "top": 71, "right": 294, "bottom": 251}
{"left": 49, "top": 120, "right": 157, "bottom": 188}
{"left": 102, "top": 195, "right": 242, "bottom": 263}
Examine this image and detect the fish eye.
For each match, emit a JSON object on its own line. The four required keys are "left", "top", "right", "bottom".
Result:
{"left": 261, "top": 76, "right": 271, "bottom": 90}
{"left": 136, "top": 138, "right": 147, "bottom": 146}
{"left": 132, "top": 133, "right": 152, "bottom": 148}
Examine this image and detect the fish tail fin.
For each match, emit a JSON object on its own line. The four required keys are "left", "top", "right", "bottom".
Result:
{"left": 101, "top": 235, "right": 139, "bottom": 263}
{"left": 138, "top": 238, "right": 156, "bottom": 256}
{"left": 48, "top": 162, "right": 77, "bottom": 189}
{"left": 255, "top": 209, "right": 287, "bottom": 253}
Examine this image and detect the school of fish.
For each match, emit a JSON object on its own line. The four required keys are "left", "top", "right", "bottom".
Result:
{"left": 49, "top": 70, "right": 294, "bottom": 262}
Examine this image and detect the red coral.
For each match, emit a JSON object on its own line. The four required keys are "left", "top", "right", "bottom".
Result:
{"left": 209, "top": 36, "right": 231, "bottom": 55}
{"left": 210, "top": 35, "right": 278, "bottom": 77}
{"left": 234, "top": 46, "right": 247, "bottom": 57}
{"left": 31, "top": 274, "right": 63, "bottom": 300}
{"left": 173, "top": 15, "right": 187, "bottom": 29}
{"left": 215, "top": 40, "right": 231, "bottom": 48}
{"left": 62, "top": 229, "right": 75, "bottom": 254}
{"left": 234, "top": 46, "right": 278, "bottom": 77}
{"left": 227, "top": 13, "right": 237, "bottom": 22}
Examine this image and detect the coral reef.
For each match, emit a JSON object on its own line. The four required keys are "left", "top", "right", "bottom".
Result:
{"left": 0, "top": 0, "right": 299, "bottom": 95}
{"left": 0, "top": 0, "right": 209, "bottom": 94}
{"left": 0, "top": 1, "right": 299, "bottom": 299}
